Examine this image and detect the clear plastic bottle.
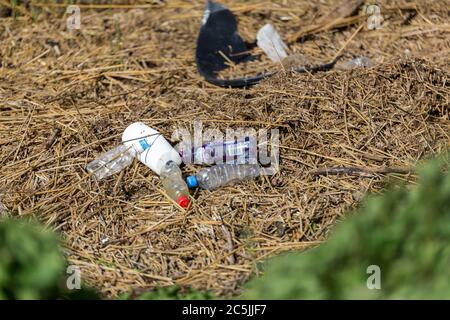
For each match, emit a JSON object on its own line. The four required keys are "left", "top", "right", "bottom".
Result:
{"left": 186, "top": 164, "right": 261, "bottom": 190}
{"left": 256, "top": 24, "right": 288, "bottom": 63}
{"left": 338, "top": 56, "right": 373, "bottom": 70}
{"left": 177, "top": 137, "right": 257, "bottom": 165}
{"left": 87, "top": 122, "right": 181, "bottom": 180}
{"left": 86, "top": 144, "right": 136, "bottom": 180}
{"left": 160, "top": 161, "right": 190, "bottom": 208}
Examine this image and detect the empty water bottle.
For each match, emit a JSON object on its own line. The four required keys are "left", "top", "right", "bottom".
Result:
{"left": 86, "top": 144, "right": 137, "bottom": 180}
{"left": 186, "top": 164, "right": 261, "bottom": 190}
{"left": 338, "top": 56, "right": 373, "bottom": 70}
{"left": 160, "top": 161, "right": 190, "bottom": 208}
{"left": 87, "top": 122, "right": 162, "bottom": 180}
{"left": 256, "top": 24, "right": 288, "bottom": 63}
{"left": 177, "top": 137, "right": 257, "bottom": 165}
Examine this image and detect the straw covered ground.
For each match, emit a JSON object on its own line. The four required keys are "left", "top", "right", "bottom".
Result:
{"left": 0, "top": 0, "right": 449, "bottom": 297}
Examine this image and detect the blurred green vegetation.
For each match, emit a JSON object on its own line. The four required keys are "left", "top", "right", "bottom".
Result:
{"left": 0, "top": 154, "right": 448, "bottom": 299}
{"left": 0, "top": 218, "right": 64, "bottom": 299}
{"left": 0, "top": 218, "right": 98, "bottom": 299}
{"left": 243, "top": 154, "right": 450, "bottom": 299}
{"left": 0, "top": 219, "right": 64, "bottom": 299}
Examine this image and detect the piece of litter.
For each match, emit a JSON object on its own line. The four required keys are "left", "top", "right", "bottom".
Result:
{"left": 160, "top": 161, "right": 190, "bottom": 208}
{"left": 176, "top": 136, "right": 257, "bottom": 165}
{"left": 186, "top": 164, "right": 261, "bottom": 190}
{"left": 122, "top": 122, "right": 181, "bottom": 176}
{"left": 86, "top": 122, "right": 182, "bottom": 180}
{"left": 281, "top": 53, "right": 312, "bottom": 71}
{"left": 196, "top": 1, "right": 252, "bottom": 81}
{"left": 123, "top": 123, "right": 189, "bottom": 208}
{"left": 338, "top": 56, "right": 373, "bottom": 70}
{"left": 256, "top": 24, "right": 289, "bottom": 63}
{"left": 195, "top": 1, "right": 340, "bottom": 87}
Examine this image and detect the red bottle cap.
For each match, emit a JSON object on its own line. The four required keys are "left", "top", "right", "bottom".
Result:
{"left": 177, "top": 195, "right": 189, "bottom": 208}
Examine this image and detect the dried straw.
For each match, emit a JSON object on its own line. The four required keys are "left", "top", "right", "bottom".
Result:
{"left": 0, "top": 0, "right": 449, "bottom": 296}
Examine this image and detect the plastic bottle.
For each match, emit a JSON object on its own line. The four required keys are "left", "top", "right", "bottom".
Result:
{"left": 256, "top": 24, "right": 288, "bottom": 63}
{"left": 86, "top": 144, "right": 137, "bottom": 180}
{"left": 338, "top": 56, "right": 373, "bottom": 70}
{"left": 160, "top": 161, "right": 190, "bottom": 208}
{"left": 87, "top": 122, "right": 189, "bottom": 207}
{"left": 86, "top": 125, "right": 154, "bottom": 180}
{"left": 177, "top": 137, "right": 257, "bottom": 165}
{"left": 122, "top": 123, "right": 189, "bottom": 208}
{"left": 186, "top": 164, "right": 261, "bottom": 190}
{"left": 122, "top": 122, "right": 182, "bottom": 175}
{"left": 86, "top": 122, "right": 180, "bottom": 180}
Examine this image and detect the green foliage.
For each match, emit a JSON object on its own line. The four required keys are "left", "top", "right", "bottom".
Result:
{"left": 242, "top": 155, "right": 450, "bottom": 299}
{"left": 0, "top": 218, "right": 65, "bottom": 299}
{"left": 0, "top": 218, "right": 101, "bottom": 300}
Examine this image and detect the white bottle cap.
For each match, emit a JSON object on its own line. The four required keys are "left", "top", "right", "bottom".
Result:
{"left": 122, "top": 122, "right": 181, "bottom": 176}
{"left": 256, "top": 24, "right": 288, "bottom": 63}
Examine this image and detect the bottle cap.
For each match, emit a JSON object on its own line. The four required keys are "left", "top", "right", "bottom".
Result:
{"left": 186, "top": 175, "right": 198, "bottom": 189}
{"left": 177, "top": 195, "right": 190, "bottom": 208}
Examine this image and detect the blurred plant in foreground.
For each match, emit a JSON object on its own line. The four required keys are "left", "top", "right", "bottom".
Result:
{"left": 243, "top": 154, "right": 450, "bottom": 299}
{"left": 0, "top": 218, "right": 65, "bottom": 299}
{"left": 0, "top": 218, "right": 98, "bottom": 299}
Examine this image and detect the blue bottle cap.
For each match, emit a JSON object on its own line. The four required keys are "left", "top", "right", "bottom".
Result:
{"left": 186, "top": 175, "right": 198, "bottom": 188}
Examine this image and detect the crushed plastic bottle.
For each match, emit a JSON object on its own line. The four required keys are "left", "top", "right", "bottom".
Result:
{"left": 86, "top": 144, "right": 138, "bottom": 180}
{"left": 186, "top": 164, "right": 261, "bottom": 190}
{"left": 177, "top": 137, "right": 257, "bottom": 165}
{"left": 338, "top": 56, "right": 373, "bottom": 70}
{"left": 160, "top": 161, "right": 190, "bottom": 208}
{"left": 256, "top": 24, "right": 288, "bottom": 63}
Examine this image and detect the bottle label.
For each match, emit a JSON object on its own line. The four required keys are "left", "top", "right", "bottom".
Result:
{"left": 181, "top": 137, "right": 256, "bottom": 164}
{"left": 225, "top": 139, "right": 249, "bottom": 157}
{"left": 139, "top": 139, "right": 151, "bottom": 151}
{"left": 211, "top": 137, "right": 251, "bottom": 164}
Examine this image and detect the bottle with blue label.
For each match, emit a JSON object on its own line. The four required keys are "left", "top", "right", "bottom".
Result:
{"left": 87, "top": 122, "right": 189, "bottom": 207}
{"left": 86, "top": 122, "right": 182, "bottom": 180}
{"left": 122, "top": 122, "right": 189, "bottom": 208}
{"left": 177, "top": 137, "right": 257, "bottom": 165}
